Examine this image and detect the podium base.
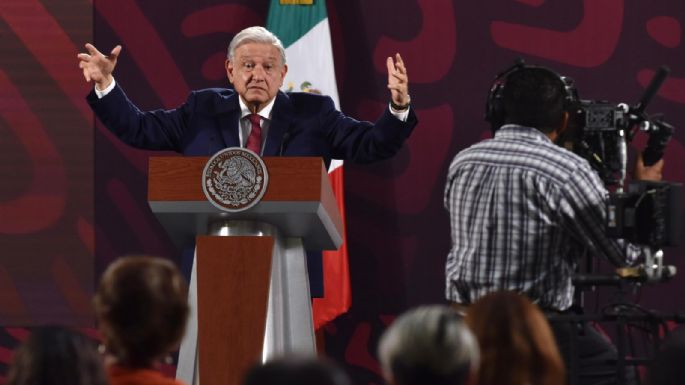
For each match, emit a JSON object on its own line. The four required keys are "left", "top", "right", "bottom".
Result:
{"left": 176, "top": 230, "right": 315, "bottom": 385}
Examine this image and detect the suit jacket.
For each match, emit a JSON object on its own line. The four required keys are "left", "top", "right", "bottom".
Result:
{"left": 87, "top": 84, "right": 417, "bottom": 170}
{"left": 87, "top": 84, "right": 418, "bottom": 295}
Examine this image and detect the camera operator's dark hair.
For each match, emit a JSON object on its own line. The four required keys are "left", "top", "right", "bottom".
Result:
{"left": 502, "top": 67, "right": 566, "bottom": 133}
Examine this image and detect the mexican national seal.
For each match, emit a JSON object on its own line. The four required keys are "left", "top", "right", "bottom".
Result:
{"left": 202, "top": 147, "right": 268, "bottom": 212}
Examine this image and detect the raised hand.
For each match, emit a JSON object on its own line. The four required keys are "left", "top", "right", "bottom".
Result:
{"left": 77, "top": 43, "right": 121, "bottom": 90}
{"left": 386, "top": 53, "right": 410, "bottom": 109}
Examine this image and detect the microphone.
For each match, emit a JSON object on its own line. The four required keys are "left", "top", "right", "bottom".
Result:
{"left": 279, "top": 131, "right": 291, "bottom": 156}
{"left": 632, "top": 66, "right": 670, "bottom": 117}
{"left": 629, "top": 66, "right": 673, "bottom": 166}
{"left": 208, "top": 136, "right": 216, "bottom": 155}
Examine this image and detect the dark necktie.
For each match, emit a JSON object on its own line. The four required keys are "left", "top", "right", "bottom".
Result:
{"left": 246, "top": 113, "right": 262, "bottom": 154}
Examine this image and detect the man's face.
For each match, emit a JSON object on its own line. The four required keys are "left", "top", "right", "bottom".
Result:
{"left": 226, "top": 42, "right": 287, "bottom": 113}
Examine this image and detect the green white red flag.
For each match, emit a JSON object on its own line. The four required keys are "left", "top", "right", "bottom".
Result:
{"left": 267, "top": 0, "right": 351, "bottom": 329}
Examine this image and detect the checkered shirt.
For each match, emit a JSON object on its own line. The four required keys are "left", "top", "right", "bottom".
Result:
{"left": 444, "top": 125, "right": 639, "bottom": 310}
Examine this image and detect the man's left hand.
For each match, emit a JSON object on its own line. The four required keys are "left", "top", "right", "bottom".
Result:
{"left": 387, "top": 53, "right": 410, "bottom": 108}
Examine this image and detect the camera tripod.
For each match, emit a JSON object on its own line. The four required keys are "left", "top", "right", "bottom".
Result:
{"left": 548, "top": 251, "right": 681, "bottom": 385}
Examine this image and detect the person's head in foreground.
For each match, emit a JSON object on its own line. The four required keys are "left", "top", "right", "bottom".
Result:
{"left": 7, "top": 325, "right": 108, "bottom": 385}
{"left": 242, "top": 355, "right": 351, "bottom": 385}
{"left": 94, "top": 255, "right": 189, "bottom": 368}
{"left": 465, "top": 291, "right": 565, "bottom": 385}
{"left": 378, "top": 305, "right": 480, "bottom": 385}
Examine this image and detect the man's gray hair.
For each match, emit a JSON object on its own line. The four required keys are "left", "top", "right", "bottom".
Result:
{"left": 227, "top": 26, "right": 287, "bottom": 65}
{"left": 378, "top": 305, "right": 479, "bottom": 385}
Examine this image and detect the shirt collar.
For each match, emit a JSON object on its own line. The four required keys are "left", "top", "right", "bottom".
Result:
{"left": 238, "top": 96, "right": 276, "bottom": 120}
{"left": 495, "top": 124, "right": 553, "bottom": 143}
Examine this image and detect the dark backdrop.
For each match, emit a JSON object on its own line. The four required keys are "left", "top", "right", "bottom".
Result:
{"left": 1, "top": 0, "right": 684, "bottom": 384}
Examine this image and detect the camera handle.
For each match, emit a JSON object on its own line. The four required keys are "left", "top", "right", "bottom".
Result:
{"left": 615, "top": 117, "right": 628, "bottom": 192}
{"left": 615, "top": 247, "right": 677, "bottom": 283}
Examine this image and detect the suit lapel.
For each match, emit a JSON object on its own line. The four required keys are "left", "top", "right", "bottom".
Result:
{"left": 216, "top": 92, "right": 241, "bottom": 149}
{"left": 263, "top": 91, "right": 295, "bottom": 156}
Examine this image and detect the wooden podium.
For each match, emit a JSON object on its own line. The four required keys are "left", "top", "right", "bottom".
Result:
{"left": 147, "top": 156, "right": 343, "bottom": 385}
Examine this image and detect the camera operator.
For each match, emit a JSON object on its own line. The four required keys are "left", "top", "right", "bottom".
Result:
{"left": 444, "top": 66, "right": 664, "bottom": 385}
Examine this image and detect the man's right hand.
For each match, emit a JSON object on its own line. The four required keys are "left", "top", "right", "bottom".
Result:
{"left": 77, "top": 43, "right": 121, "bottom": 91}
{"left": 634, "top": 152, "right": 664, "bottom": 181}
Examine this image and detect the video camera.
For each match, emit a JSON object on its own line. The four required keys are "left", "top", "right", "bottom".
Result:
{"left": 563, "top": 67, "right": 674, "bottom": 188}
{"left": 486, "top": 60, "right": 681, "bottom": 282}
{"left": 485, "top": 61, "right": 675, "bottom": 190}
{"left": 607, "top": 180, "right": 682, "bottom": 248}
{"left": 560, "top": 67, "right": 681, "bottom": 251}
{"left": 558, "top": 65, "right": 681, "bottom": 283}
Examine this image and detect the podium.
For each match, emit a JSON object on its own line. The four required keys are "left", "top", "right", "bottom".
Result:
{"left": 147, "top": 156, "right": 343, "bottom": 385}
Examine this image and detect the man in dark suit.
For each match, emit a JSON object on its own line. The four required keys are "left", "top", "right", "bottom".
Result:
{"left": 78, "top": 26, "right": 417, "bottom": 295}
{"left": 78, "top": 26, "right": 416, "bottom": 169}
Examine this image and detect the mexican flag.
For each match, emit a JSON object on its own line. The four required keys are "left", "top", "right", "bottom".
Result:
{"left": 266, "top": 0, "right": 350, "bottom": 329}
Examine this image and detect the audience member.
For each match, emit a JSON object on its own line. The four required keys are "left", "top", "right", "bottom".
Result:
{"left": 94, "top": 255, "right": 189, "bottom": 385}
{"left": 242, "top": 355, "right": 351, "bottom": 385}
{"left": 646, "top": 328, "right": 685, "bottom": 385}
{"left": 7, "top": 325, "right": 107, "bottom": 385}
{"left": 464, "top": 291, "right": 565, "bottom": 385}
{"left": 377, "top": 305, "right": 479, "bottom": 385}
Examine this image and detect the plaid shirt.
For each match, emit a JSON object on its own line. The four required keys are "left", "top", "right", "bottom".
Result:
{"left": 444, "top": 125, "right": 638, "bottom": 310}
